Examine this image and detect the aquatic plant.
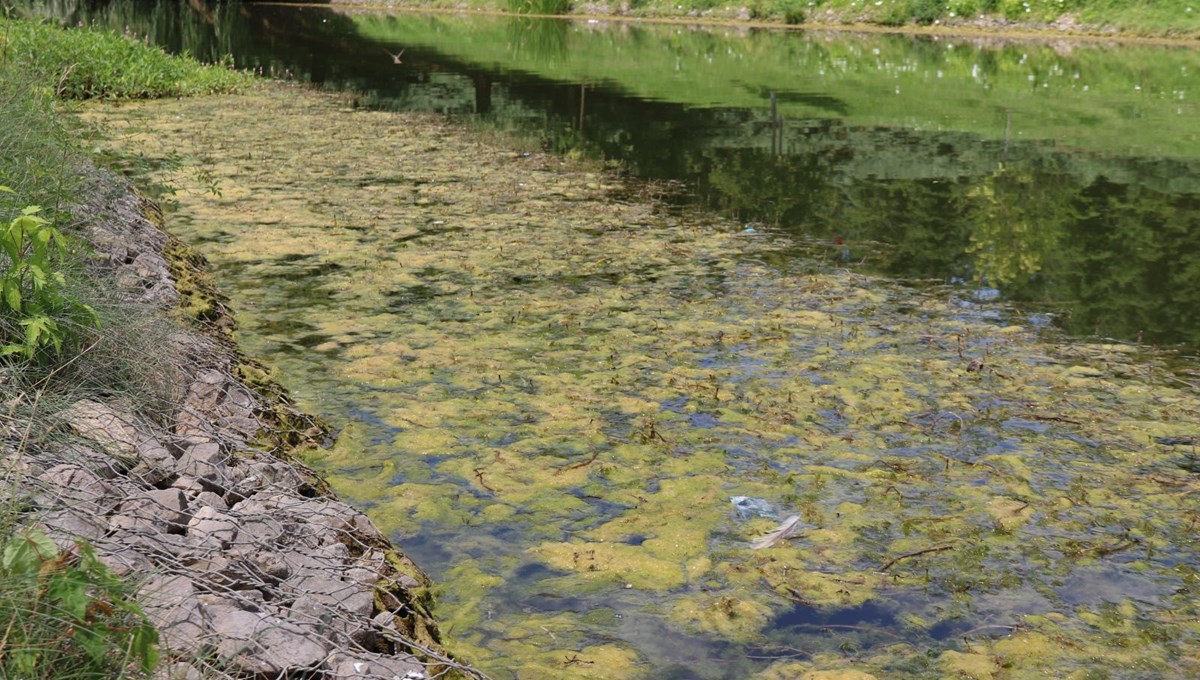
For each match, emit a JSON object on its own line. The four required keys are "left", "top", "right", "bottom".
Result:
{"left": 88, "top": 85, "right": 1200, "bottom": 679}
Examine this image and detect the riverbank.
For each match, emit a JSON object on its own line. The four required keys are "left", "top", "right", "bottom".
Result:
{"left": 330, "top": 0, "right": 1200, "bottom": 41}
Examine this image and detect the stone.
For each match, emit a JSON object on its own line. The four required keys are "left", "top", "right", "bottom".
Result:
{"left": 290, "top": 579, "right": 375, "bottom": 618}
{"left": 152, "top": 662, "right": 204, "bottom": 680}
{"left": 59, "top": 400, "right": 147, "bottom": 457}
{"left": 36, "top": 464, "right": 119, "bottom": 514}
{"left": 38, "top": 508, "right": 106, "bottom": 548}
{"left": 177, "top": 448, "right": 231, "bottom": 490}
{"left": 186, "top": 440, "right": 224, "bottom": 464}
{"left": 139, "top": 575, "right": 206, "bottom": 656}
{"left": 111, "top": 488, "right": 189, "bottom": 534}
{"left": 218, "top": 414, "right": 261, "bottom": 438}
{"left": 221, "top": 385, "right": 256, "bottom": 413}
{"left": 202, "top": 599, "right": 330, "bottom": 675}
{"left": 171, "top": 475, "right": 205, "bottom": 495}
{"left": 232, "top": 461, "right": 307, "bottom": 495}
{"left": 57, "top": 443, "right": 121, "bottom": 479}
{"left": 188, "top": 506, "right": 238, "bottom": 548}
{"left": 194, "top": 490, "right": 228, "bottom": 511}
{"left": 326, "top": 652, "right": 428, "bottom": 680}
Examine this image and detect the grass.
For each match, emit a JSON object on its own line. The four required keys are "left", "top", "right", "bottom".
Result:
{"left": 0, "top": 13, "right": 253, "bottom": 679}
{"left": 0, "top": 15, "right": 251, "bottom": 100}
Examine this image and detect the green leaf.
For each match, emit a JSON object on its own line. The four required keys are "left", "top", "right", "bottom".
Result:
{"left": 75, "top": 625, "right": 108, "bottom": 666}
{"left": 20, "top": 205, "right": 42, "bottom": 216}
{"left": 2, "top": 531, "right": 58, "bottom": 575}
{"left": 0, "top": 344, "right": 29, "bottom": 357}
{"left": 0, "top": 185, "right": 14, "bottom": 193}
{"left": 48, "top": 572, "right": 91, "bottom": 620}
{"left": 3, "top": 279, "right": 20, "bottom": 312}
{"left": 133, "top": 623, "right": 160, "bottom": 673}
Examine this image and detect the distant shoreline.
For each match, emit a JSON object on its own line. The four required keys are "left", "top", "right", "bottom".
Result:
{"left": 321, "top": 0, "right": 1200, "bottom": 44}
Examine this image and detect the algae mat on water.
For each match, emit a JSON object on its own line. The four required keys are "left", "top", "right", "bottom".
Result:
{"left": 85, "top": 85, "right": 1200, "bottom": 679}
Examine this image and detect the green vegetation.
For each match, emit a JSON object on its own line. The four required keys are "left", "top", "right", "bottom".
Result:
{"left": 347, "top": 14, "right": 1200, "bottom": 159}
{"left": 0, "top": 15, "right": 249, "bottom": 99}
{"left": 0, "top": 194, "right": 98, "bottom": 359}
{"left": 0, "top": 526, "right": 158, "bottom": 679}
{"left": 506, "top": 0, "right": 573, "bottom": 15}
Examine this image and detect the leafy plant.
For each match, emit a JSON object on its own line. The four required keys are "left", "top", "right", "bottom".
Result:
{"left": 0, "top": 186, "right": 97, "bottom": 360}
{"left": 0, "top": 530, "right": 159, "bottom": 677}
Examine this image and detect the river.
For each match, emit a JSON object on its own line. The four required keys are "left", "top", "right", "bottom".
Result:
{"left": 47, "top": 1, "right": 1200, "bottom": 677}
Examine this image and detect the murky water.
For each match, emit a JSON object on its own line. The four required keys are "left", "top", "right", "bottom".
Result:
{"left": 57, "top": 1, "right": 1200, "bottom": 678}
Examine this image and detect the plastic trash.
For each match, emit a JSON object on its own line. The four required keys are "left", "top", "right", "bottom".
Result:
{"left": 730, "top": 496, "right": 774, "bottom": 520}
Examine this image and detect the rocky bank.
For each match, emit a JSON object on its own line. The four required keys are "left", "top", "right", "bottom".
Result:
{"left": 7, "top": 168, "right": 483, "bottom": 680}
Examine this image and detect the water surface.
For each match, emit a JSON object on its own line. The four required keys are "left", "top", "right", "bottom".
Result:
{"left": 59, "top": 2, "right": 1200, "bottom": 678}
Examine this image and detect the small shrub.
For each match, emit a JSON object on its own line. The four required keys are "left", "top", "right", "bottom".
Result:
{"left": 0, "top": 189, "right": 98, "bottom": 361}
{"left": 783, "top": 4, "right": 807, "bottom": 24}
{"left": 0, "top": 529, "right": 159, "bottom": 678}
{"left": 908, "top": 0, "right": 943, "bottom": 24}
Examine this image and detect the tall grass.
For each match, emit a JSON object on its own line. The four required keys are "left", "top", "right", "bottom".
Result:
{"left": 0, "top": 15, "right": 250, "bottom": 99}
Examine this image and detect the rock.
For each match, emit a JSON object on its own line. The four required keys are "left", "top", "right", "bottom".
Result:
{"left": 185, "top": 440, "right": 224, "bottom": 465}
{"left": 59, "top": 400, "right": 147, "bottom": 458}
{"left": 221, "top": 385, "right": 256, "bottom": 413}
{"left": 194, "top": 490, "right": 228, "bottom": 511}
{"left": 326, "top": 651, "right": 428, "bottom": 679}
{"left": 177, "top": 447, "right": 231, "bottom": 490}
{"left": 152, "top": 662, "right": 204, "bottom": 680}
{"left": 290, "top": 578, "right": 375, "bottom": 618}
{"left": 139, "top": 575, "right": 206, "bottom": 656}
{"left": 36, "top": 464, "right": 120, "bottom": 514}
{"left": 171, "top": 475, "right": 206, "bottom": 495}
{"left": 202, "top": 599, "right": 330, "bottom": 675}
{"left": 232, "top": 460, "right": 307, "bottom": 496}
{"left": 218, "top": 414, "right": 261, "bottom": 438}
{"left": 188, "top": 506, "right": 238, "bottom": 548}
{"left": 57, "top": 443, "right": 122, "bottom": 479}
{"left": 38, "top": 508, "right": 106, "bottom": 548}
{"left": 111, "top": 488, "right": 189, "bottom": 534}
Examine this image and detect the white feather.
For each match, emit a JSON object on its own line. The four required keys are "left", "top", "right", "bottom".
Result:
{"left": 750, "top": 514, "right": 807, "bottom": 549}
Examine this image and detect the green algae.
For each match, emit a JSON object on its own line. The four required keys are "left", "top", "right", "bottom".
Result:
{"left": 83, "top": 85, "right": 1200, "bottom": 678}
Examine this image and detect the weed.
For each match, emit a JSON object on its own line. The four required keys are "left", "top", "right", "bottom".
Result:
{"left": 0, "top": 194, "right": 98, "bottom": 360}
{"left": 0, "top": 527, "right": 159, "bottom": 678}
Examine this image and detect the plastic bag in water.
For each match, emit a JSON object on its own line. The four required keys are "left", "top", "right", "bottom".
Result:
{"left": 730, "top": 496, "right": 774, "bottom": 520}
